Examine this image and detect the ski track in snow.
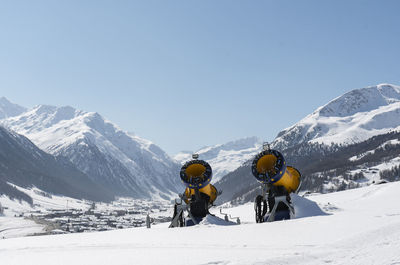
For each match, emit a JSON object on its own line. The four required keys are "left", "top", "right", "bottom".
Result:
{"left": 1, "top": 182, "right": 400, "bottom": 265}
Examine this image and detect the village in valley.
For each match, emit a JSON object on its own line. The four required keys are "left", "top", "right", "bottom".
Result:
{"left": 1, "top": 192, "right": 173, "bottom": 236}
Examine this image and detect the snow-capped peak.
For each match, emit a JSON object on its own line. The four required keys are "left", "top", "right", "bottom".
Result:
{"left": 272, "top": 83, "right": 400, "bottom": 149}
{"left": 174, "top": 136, "right": 262, "bottom": 182}
{"left": 2, "top": 104, "right": 181, "bottom": 199}
{"left": 318, "top": 83, "right": 400, "bottom": 118}
{"left": 0, "top": 97, "right": 27, "bottom": 119}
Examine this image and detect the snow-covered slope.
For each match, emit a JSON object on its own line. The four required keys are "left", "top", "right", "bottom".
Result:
{"left": 1, "top": 182, "right": 400, "bottom": 264}
{"left": 1, "top": 105, "right": 182, "bottom": 199}
{"left": 0, "top": 125, "right": 114, "bottom": 202}
{"left": 0, "top": 97, "right": 27, "bottom": 119}
{"left": 174, "top": 137, "right": 262, "bottom": 182}
{"left": 273, "top": 83, "right": 400, "bottom": 149}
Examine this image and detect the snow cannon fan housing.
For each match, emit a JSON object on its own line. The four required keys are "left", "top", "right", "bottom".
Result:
{"left": 180, "top": 159, "right": 212, "bottom": 189}
{"left": 251, "top": 149, "right": 301, "bottom": 193}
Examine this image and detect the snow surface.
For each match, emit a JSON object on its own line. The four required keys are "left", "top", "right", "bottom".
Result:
{"left": 1, "top": 182, "right": 400, "bottom": 264}
{"left": 0, "top": 217, "right": 44, "bottom": 239}
{"left": 174, "top": 137, "right": 262, "bottom": 182}
{"left": 1, "top": 186, "right": 92, "bottom": 214}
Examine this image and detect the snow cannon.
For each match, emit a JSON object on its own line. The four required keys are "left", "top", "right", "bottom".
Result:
{"left": 251, "top": 143, "right": 302, "bottom": 223}
{"left": 251, "top": 149, "right": 301, "bottom": 193}
{"left": 179, "top": 156, "right": 217, "bottom": 205}
{"left": 170, "top": 154, "right": 219, "bottom": 227}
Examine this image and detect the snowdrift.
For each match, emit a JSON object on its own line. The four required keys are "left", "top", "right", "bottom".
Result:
{"left": 292, "top": 193, "right": 328, "bottom": 219}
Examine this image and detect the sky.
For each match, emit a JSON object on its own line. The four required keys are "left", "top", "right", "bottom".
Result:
{"left": 1, "top": 0, "right": 400, "bottom": 155}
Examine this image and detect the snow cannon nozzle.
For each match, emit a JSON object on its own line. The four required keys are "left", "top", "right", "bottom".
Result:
{"left": 251, "top": 149, "right": 301, "bottom": 194}
{"left": 252, "top": 149, "right": 285, "bottom": 184}
{"left": 180, "top": 158, "right": 212, "bottom": 189}
{"left": 192, "top": 153, "right": 199, "bottom": 160}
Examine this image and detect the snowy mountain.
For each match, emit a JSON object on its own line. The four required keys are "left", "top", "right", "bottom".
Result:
{"left": 0, "top": 126, "right": 113, "bottom": 202}
{"left": 272, "top": 83, "right": 400, "bottom": 149}
{"left": 216, "top": 84, "right": 400, "bottom": 204}
{"left": 174, "top": 137, "right": 262, "bottom": 182}
{"left": 1, "top": 105, "right": 182, "bottom": 199}
{"left": 0, "top": 97, "right": 27, "bottom": 119}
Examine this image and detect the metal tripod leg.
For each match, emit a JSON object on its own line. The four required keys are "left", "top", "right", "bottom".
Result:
{"left": 169, "top": 203, "right": 199, "bottom": 227}
{"left": 169, "top": 204, "right": 186, "bottom": 228}
{"left": 266, "top": 195, "right": 295, "bottom": 222}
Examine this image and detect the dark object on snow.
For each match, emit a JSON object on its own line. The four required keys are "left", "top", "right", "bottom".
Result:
{"left": 170, "top": 154, "right": 220, "bottom": 227}
{"left": 251, "top": 144, "right": 301, "bottom": 222}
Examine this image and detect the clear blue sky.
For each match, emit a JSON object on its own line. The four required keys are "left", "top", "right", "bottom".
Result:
{"left": 1, "top": 0, "right": 399, "bottom": 154}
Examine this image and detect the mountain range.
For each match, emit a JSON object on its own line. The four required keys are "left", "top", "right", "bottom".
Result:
{"left": 0, "top": 98, "right": 182, "bottom": 202}
{"left": 174, "top": 136, "right": 262, "bottom": 182}
{"left": 1, "top": 83, "right": 400, "bottom": 205}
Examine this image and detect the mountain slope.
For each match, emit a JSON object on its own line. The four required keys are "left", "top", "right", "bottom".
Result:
{"left": 1, "top": 105, "right": 182, "bottom": 199}
{"left": 0, "top": 97, "right": 27, "bottom": 119}
{"left": 0, "top": 126, "right": 114, "bottom": 202}
{"left": 174, "top": 137, "right": 262, "bottom": 182}
{"left": 218, "top": 130, "right": 400, "bottom": 204}
{"left": 273, "top": 83, "right": 400, "bottom": 149}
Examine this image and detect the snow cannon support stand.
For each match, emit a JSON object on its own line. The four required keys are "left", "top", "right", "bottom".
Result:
{"left": 169, "top": 154, "right": 220, "bottom": 227}
{"left": 251, "top": 143, "right": 302, "bottom": 222}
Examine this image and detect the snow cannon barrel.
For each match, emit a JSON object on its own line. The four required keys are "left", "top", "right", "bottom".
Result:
{"left": 180, "top": 158, "right": 217, "bottom": 204}
{"left": 251, "top": 149, "right": 301, "bottom": 193}
{"left": 184, "top": 184, "right": 218, "bottom": 205}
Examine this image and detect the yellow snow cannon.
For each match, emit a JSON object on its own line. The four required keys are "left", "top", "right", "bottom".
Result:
{"left": 251, "top": 149, "right": 301, "bottom": 193}
{"left": 179, "top": 156, "right": 217, "bottom": 205}
{"left": 170, "top": 154, "right": 219, "bottom": 227}
{"left": 251, "top": 143, "right": 302, "bottom": 223}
